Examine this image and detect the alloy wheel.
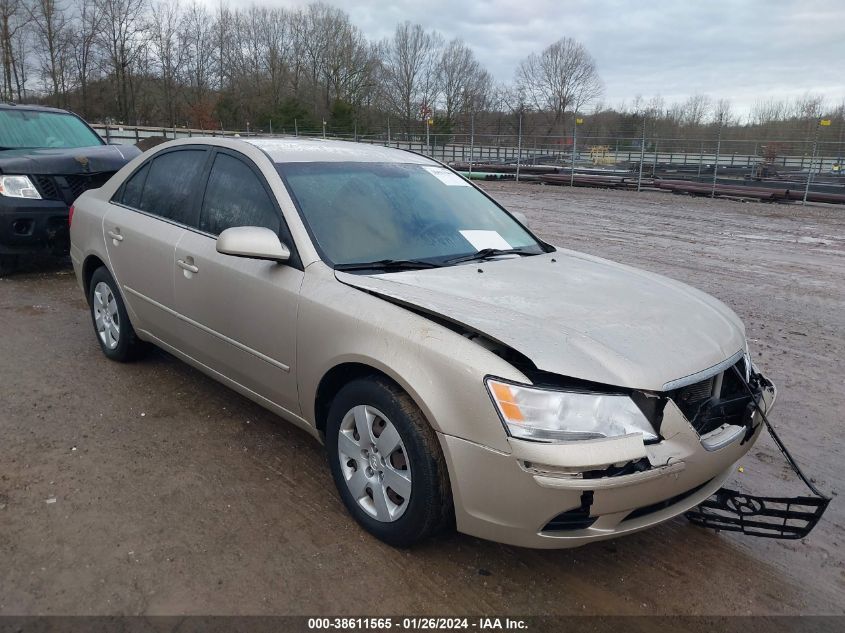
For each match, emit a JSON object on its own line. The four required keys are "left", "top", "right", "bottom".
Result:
{"left": 337, "top": 405, "right": 412, "bottom": 522}
{"left": 93, "top": 281, "right": 120, "bottom": 350}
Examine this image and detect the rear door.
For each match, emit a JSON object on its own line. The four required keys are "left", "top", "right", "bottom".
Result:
{"left": 103, "top": 147, "right": 210, "bottom": 344}
{"left": 173, "top": 149, "right": 303, "bottom": 415}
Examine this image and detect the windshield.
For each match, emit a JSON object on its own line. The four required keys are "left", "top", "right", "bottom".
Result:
{"left": 277, "top": 161, "right": 546, "bottom": 266}
{"left": 0, "top": 109, "right": 104, "bottom": 150}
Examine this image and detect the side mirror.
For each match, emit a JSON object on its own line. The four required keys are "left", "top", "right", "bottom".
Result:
{"left": 216, "top": 226, "right": 290, "bottom": 262}
{"left": 511, "top": 211, "right": 529, "bottom": 228}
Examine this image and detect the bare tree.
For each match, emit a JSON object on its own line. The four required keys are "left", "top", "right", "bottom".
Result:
{"left": 319, "top": 8, "right": 376, "bottom": 111}
{"left": 680, "top": 94, "right": 710, "bottom": 126}
{"left": 751, "top": 98, "right": 789, "bottom": 125}
{"left": 437, "top": 38, "right": 491, "bottom": 123}
{"left": 180, "top": 1, "right": 214, "bottom": 125}
{"left": 0, "top": 0, "right": 29, "bottom": 100}
{"left": 380, "top": 21, "right": 442, "bottom": 136}
{"left": 149, "top": 0, "right": 182, "bottom": 125}
{"left": 515, "top": 37, "right": 602, "bottom": 134}
{"left": 68, "top": 0, "right": 100, "bottom": 116}
{"left": 712, "top": 98, "right": 734, "bottom": 126}
{"left": 95, "top": 0, "right": 147, "bottom": 122}
{"left": 793, "top": 92, "right": 825, "bottom": 120}
{"left": 28, "top": 0, "right": 71, "bottom": 106}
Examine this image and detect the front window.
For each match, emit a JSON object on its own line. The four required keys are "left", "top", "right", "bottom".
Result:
{"left": 0, "top": 109, "right": 104, "bottom": 150}
{"left": 277, "top": 161, "right": 546, "bottom": 266}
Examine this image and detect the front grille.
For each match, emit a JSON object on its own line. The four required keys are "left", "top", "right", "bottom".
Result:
{"left": 30, "top": 172, "right": 115, "bottom": 204}
{"left": 33, "top": 175, "right": 61, "bottom": 200}
{"left": 65, "top": 173, "right": 112, "bottom": 199}
{"left": 669, "top": 359, "right": 756, "bottom": 436}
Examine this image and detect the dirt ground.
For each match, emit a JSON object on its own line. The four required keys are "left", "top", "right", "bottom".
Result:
{"left": 1, "top": 183, "right": 843, "bottom": 616}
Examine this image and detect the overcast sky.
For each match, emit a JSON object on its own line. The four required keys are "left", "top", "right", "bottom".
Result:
{"left": 212, "top": 0, "right": 844, "bottom": 115}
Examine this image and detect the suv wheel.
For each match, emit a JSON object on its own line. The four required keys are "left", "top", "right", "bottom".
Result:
{"left": 326, "top": 376, "right": 453, "bottom": 547}
{"left": 88, "top": 267, "right": 146, "bottom": 361}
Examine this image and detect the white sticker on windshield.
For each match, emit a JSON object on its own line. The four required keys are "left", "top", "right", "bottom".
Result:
{"left": 422, "top": 165, "right": 471, "bottom": 186}
{"left": 459, "top": 230, "right": 513, "bottom": 251}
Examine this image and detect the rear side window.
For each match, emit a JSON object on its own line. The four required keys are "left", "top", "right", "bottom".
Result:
{"left": 119, "top": 162, "right": 149, "bottom": 208}
{"left": 199, "top": 153, "right": 280, "bottom": 236}
{"left": 138, "top": 149, "right": 207, "bottom": 225}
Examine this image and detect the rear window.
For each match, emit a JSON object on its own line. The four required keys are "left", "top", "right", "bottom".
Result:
{"left": 0, "top": 109, "right": 104, "bottom": 149}
{"left": 138, "top": 149, "right": 207, "bottom": 226}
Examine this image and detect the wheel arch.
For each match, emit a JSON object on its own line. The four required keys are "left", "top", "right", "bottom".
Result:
{"left": 313, "top": 361, "right": 433, "bottom": 439}
{"left": 81, "top": 254, "right": 108, "bottom": 300}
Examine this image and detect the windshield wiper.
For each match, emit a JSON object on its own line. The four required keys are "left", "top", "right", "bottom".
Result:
{"left": 444, "top": 248, "right": 534, "bottom": 265}
{"left": 334, "top": 258, "right": 443, "bottom": 272}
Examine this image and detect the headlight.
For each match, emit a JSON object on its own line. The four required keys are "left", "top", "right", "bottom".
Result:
{"left": 486, "top": 378, "right": 658, "bottom": 443}
{"left": 0, "top": 175, "right": 42, "bottom": 199}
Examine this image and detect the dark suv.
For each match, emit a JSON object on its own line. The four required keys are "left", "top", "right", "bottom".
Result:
{"left": 0, "top": 103, "right": 140, "bottom": 274}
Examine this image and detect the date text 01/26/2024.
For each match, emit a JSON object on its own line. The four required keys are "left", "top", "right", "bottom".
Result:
{"left": 307, "top": 618, "right": 529, "bottom": 630}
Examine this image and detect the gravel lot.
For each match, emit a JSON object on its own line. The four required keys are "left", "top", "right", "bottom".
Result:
{"left": 1, "top": 182, "right": 843, "bottom": 615}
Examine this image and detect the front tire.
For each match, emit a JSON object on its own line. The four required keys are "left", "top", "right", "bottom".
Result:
{"left": 88, "top": 267, "right": 146, "bottom": 362}
{"left": 326, "top": 376, "right": 453, "bottom": 547}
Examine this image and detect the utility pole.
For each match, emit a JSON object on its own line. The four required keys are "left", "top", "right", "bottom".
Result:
{"left": 516, "top": 112, "right": 523, "bottom": 182}
{"left": 804, "top": 118, "right": 828, "bottom": 205}
{"left": 711, "top": 117, "right": 723, "bottom": 198}
{"left": 637, "top": 114, "right": 646, "bottom": 192}
{"left": 322, "top": 120, "right": 326, "bottom": 139}
{"left": 294, "top": 119, "right": 298, "bottom": 137}
{"left": 469, "top": 112, "right": 475, "bottom": 178}
{"left": 570, "top": 115, "right": 582, "bottom": 187}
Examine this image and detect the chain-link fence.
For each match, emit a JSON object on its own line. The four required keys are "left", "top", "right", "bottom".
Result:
{"left": 92, "top": 120, "right": 845, "bottom": 204}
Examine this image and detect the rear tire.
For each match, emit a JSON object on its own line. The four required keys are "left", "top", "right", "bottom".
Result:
{"left": 326, "top": 376, "right": 453, "bottom": 547}
{"left": 88, "top": 266, "right": 146, "bottom": 362}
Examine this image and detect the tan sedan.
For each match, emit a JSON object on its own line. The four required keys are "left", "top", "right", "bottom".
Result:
{"left": 70, "top": 137, "right": 775, "bottom": 548}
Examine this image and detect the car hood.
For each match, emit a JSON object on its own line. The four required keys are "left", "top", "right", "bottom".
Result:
{"left": 0, "top": 144, "right": 140, "bottom": 175}
{"left": 336, "top": 249, "right": 746, "bottom": 391}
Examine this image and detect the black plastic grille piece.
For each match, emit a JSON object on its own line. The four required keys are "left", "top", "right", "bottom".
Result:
{"left": 33, "top": 175, "right": 61, "bottom": 200}
{"left": 685, "top": 490, "right": 829, "bottom": 539}
{"left": 542, "top": 491, "right": 596, "bottom": 532}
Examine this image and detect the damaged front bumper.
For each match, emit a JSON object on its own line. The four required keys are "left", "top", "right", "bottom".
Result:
{"left": 439, "top": 370, "right": 825, "bottom": 549}
{"left": 685, "top": 371, "right": 830, "bottom": 539}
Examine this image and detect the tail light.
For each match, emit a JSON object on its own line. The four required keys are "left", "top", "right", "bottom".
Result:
{"left": 68, "top": 204, "right": 75, "bottom": 227}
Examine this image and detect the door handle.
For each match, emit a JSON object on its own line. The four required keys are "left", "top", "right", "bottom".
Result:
{"left": 107, "top": 229, "right": 124, "bottom": 242}
{"left": 177, "top": 259, "right": 199, "bottom": 274}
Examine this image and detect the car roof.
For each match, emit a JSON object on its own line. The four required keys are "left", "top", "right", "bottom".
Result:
{"left": 242, "top": 137, "right": 434, "bottom": 164}
{"left": 0, "top": 102, "right": 76, "bottom": 115}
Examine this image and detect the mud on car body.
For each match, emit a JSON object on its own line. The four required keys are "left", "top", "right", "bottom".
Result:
{"left": 0, "top": 102, "right": 140, "bottom": 274}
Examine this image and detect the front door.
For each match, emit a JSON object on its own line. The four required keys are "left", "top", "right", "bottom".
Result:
{"left": 172, "top": 150, "right": 303, "bottom": 415}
